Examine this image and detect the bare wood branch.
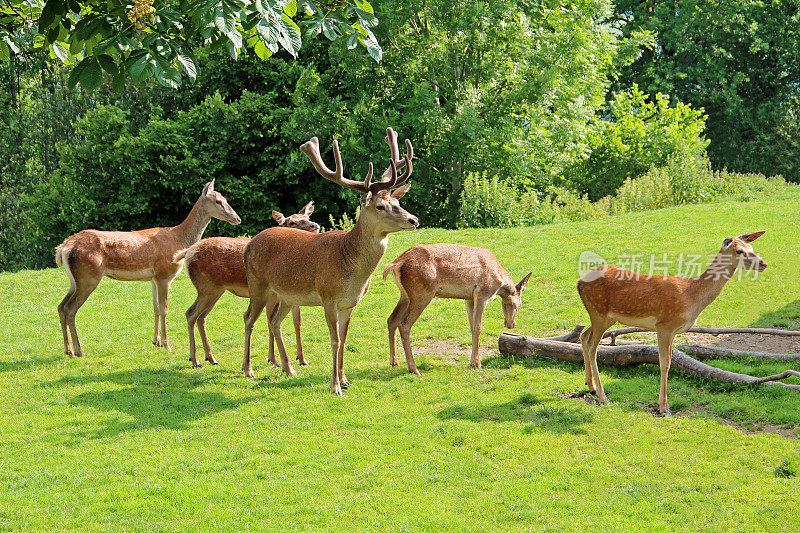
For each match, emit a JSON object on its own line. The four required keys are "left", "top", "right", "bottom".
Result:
{"left": 498, "top": 333, "right": 800, "bottom": 393}
{"left": 595, "top": 326, "right": 800, "bottom": 345}
{"left": 678, "top": 344, "right": 800, "bottom": 362}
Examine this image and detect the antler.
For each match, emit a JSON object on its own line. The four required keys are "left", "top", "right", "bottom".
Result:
{"left": 381, "top": 127, "right": 414, "bottom": 186}
{"left": 300, "top": 130, "right": 413, "bottom": 195}
{"left": 300, "top": 137, "right": 373, "bottom": 193}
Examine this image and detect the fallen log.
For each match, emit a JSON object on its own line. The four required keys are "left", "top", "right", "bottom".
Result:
{"left": 498, "top": 333, "right": 800, "bottom": 392}
{"left": 678, "top": 344, "right": 800, "bottom": 362}
{"left": 549, "top": 325, "right": 800, "bottom": 345}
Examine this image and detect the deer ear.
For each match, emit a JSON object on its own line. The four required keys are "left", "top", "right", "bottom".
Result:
{"left": 391, "top": 183, "right": 412, "bottom": 199}
{"left": 302, "top": 201, "right": 314, "bottom": 216}
{"left": 362, "top": 191, "right": 373, "bottom": 206}
{"left": 722, "top": 237, "right": 734, "bottom": 248}
{"left": 739, "top": 231, "right": 765, "bottom": 243}
{"left": 272, "top": 210, "right": 286, "bottom": 225}
{"left": 202, "top": 180, "right": 215, "bottom": 196}
{"left": 516, "top": 272, "right": 532, "bottom": 293}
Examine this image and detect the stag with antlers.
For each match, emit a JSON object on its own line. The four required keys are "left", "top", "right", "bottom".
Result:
{"left": 242, "top": 128, "right": 417, "bottom": 395}
{"left": 56, "top": 181, "right": 241, "bottom": 357}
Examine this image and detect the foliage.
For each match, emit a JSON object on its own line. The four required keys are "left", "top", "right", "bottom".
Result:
{"left": 25, "top": 91, "right": 345, "bottom": 268}
{"left": 458, "top": 153, "right": 790, "bottom": 228}
{"left": 3, "top": 195, "right": 800, "bottom": 529}
{"left": 611, "top": 0, "right": 800, "bottom": 182}
{"left": 1, "top": 0, "right": 381, "bottom": 91}
{"left": 458, "top": 173, "right": 554, "bottom": 228}
{"left": 774, "top": 459, "right": 798, "bottom": 479}
{"left": 567, "top": 86, "right": 709, "bottom": 200}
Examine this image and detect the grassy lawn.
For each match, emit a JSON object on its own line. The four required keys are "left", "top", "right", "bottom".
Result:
{"left": 2, "top": 189, "right": 799, "bottom": 531}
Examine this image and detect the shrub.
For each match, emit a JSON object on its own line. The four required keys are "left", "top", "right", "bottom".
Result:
{"left": 568, "top": 86, "right": 710, "bottom": 200}
{"left": 458, "top": 173, "right": 555, "bottom": 228}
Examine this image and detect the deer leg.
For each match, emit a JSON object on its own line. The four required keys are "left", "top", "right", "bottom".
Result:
{"left": 266, "top": 293, "right": 280, "bottom": 367}
{"left": 398, "top": 296, "right": 432, "bottom": 376}
{"left": 58, "top": 291, "right": 76, "bottom": 356}
{"left": 292, "top": 306, "right": 307, "bottom": 365}
{"left": 186, "top": 288, "right": 223, "bottom": 367}
{"left": 336, "top": 307, "right": 354, "bottom": 388}
{"left": 243, "top": 290, "right": 269, "bottom": 378}
{"left": 65, "top": 276, "right": 101, "bottom": 358}
{"left": 656, "top": 331, "right": 676, "bottom": 416}
{"left": 467, "top": 296, "right": 489, "bottom": 369}
{"left": 151, "top": 280, "right": 161, "bottom": 346}
{"left": 268, "top": 299, "right": 296, "bottom": 377}
{"left": 387, "top": 296, "right": 409, "bottom": 367}
{"left": 579, "top": 325, "right": 595, "bottom": 391}
{"left": 154, "top": 278, "right": 172, "bottom": 349}
{"left": 323, "top": 304, "right": 343, "bottom": 395}
{"left": 583, "top": 320, "right": 611, "bottom": 404}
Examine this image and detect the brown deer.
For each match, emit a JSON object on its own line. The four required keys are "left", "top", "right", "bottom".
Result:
{"left": 174, "top": 202, "right": 320, "bottom": 368}
{"left": 576, "top": 232, "right": 767, "bottom": 415}
{"left": 56, "top": 181, "right": 241, "bottom": 357}
{"left": 384, "top": 244, "right": 531, "bottom": 374}
{"left": 242, "top": 128, "right": 418, "bottom": 395}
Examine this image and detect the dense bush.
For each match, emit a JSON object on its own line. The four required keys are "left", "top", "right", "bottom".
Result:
{"left": 458, "top": 155, "right": 789, "bottom": 228}
{"left": 567, "top": 86, "right": 709, "bottom": 200}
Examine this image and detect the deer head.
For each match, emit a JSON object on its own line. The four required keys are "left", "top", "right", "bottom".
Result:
{"left": 272, "top": 201, "right": 321, "bottom": 233}
{"left": 721, "top": 231, "right": 767, "bottom": 272}
{"left": 500, "top": 272, "right": 532, "bottom": 329}
{"left": 299, "top": 128, "right": 419, "bottom": 234}
{"left": 199, "top": 180, "right": 241, "bottom": 225}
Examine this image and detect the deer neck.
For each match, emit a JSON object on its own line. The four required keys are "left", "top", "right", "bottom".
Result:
{"left": 341, "top": 212, "right": 390, "bottom": 277}
{"left": 690, "top": 251, "right": 736, "bottom": 311}
{"left": 172, "top": 198, "right": 212, "bottom": 249}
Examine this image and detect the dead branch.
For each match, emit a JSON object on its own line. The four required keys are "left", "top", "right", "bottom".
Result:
{"left": 678, "top": 344, "right": 800, "bottom": 362}
{"left": 498, "top": 333, "right": 800, "bottom": 393}
{"left": 553, "top": 325, "right": 800, "bottom": 345}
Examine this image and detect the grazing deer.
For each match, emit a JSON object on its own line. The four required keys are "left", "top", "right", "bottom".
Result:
{"left": 174, "top": 202, "right": 320, "bottom": 368}
{"left": 384, "top": 244, "right": 531, "bottom": 374}
{"left": 242, "top": 128, "right": 418, "bottom": 395}
{"left": 56, "top": 181, "right": 241, "bottom": 357}
{"left": 577, "top": 232, "right": 768, "bottom": 415}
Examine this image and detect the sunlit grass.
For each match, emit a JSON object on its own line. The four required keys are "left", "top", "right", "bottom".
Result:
{"left": 2, "top": 189, "right": 799, "bottom": 531}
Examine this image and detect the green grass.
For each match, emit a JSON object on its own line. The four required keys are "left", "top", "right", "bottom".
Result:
{"left": 2, "top": 189, "right": 800, "bottom": 531}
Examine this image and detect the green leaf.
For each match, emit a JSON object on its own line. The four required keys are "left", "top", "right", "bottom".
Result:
{"left": 129, "top": 55, "right": 156, "bottom": 82}
{"left": 279, "top": 13, "right": 302, "bottom": 57}
{"left": 97, "top": 54, "right": 117, "bottom": 75}
{"left": 52, "top": 42, "right": 69, "bottom": 61}
{"left": 253, "top": 39, "right": 273, "bottom": 60}
{"left": 0, "top": 42, "right": 9, "bottom": 62}
{"left": 283, "top": 0, "right": 297, "bottom": 17}
{"left": 39, "top": 0, "right": 62, "bottom": 32}
{"left": 176, "top": 54, "right": 197, "bottom": 80}
{"left": 79, "top": 57, "right": 103, "bottom": 92}
{"left": 67, "top": 56, "right": 90, "bottom": 89}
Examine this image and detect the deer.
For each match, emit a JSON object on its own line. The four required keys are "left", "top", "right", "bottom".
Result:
{"left": 242, "top": 127, "right": 418, "bottom": 395}
{"left": 383, "top": 244, "right": 531, "bottom": 374}
{"left": 174, "top": 202, "right": 320, "bottom": 368}
{"left": 55, "top": 180, "right": 241, "bottom": 357}
{"left": 576, "top": 231, "right": 768, "bottom": 415}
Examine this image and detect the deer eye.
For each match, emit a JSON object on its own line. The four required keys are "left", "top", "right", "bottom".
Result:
{"left": 376, "top": 204, "right": 386, "bottom": 211}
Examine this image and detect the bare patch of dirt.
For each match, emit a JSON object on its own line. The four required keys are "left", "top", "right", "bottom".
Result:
{"left": 415, "top": 338, "right": 498, "bottom": 365}
{"left": 680, "top": 331, "right": 800, "bottom": 354}
{"left": 557, "top": 390, "right": 605, "bottom": 406}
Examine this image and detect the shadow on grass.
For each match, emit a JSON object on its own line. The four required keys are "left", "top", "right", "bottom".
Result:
{"left": 42, "top": 369, "right": 256, "bottom": 440}
{"left": 437, "top": 393, "right": 593, "bottom": 435}
{"left": 750, "top": 299, "right": 800, "bottom": 329}
{"left": 0, "top": 355, "right": 60, "bottom": 373}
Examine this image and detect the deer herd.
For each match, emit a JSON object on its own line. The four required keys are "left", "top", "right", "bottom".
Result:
{"left": 55, "top": 127, "right": 768, "bottom": 414}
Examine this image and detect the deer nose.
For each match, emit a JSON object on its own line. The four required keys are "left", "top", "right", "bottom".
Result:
{"left": 759, "top": 260, "right": 767, "bottom": 271}
{"left": 408, "top": 216, "right": 419, "bottom": 228}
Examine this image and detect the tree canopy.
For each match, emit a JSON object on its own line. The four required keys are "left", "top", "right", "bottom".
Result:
{"left": 0, "top": 0, "right": 381, "bottom": 91}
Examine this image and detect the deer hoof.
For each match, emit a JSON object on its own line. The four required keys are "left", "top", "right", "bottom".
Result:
{"left": 244, "top": 369, "right": 255, "bottom": 378}
{"left": 192, "top": 362, "right": 203, "bottom": 368}
{"left": 340, "top": 380, "right": 350, "bottom": 389}
{"left": 658, "top": 408, "right": 673, "bottom": 417}
{"left": 410, "top": 369, "right": 421, "bottom": 376}
{"left": 331, "top": 386, "right": 343, "bottom": 396}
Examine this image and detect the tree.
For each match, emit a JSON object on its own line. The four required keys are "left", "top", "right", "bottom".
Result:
{"left": 0, "top": 0, "right": 380, "bottom": 91}
{"left": 611, "top": 0, "right": 800, "bottom": 181}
